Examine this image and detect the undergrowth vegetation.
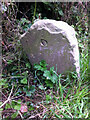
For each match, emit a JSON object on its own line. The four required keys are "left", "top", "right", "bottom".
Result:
{"left": 0, "top": 1, "right": 89, "bottom": 119}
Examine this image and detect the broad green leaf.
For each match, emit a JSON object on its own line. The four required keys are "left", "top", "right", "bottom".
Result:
{"left": 17, "top": 99, "right": 22, "bottom": 104}
{"left": 51, "top": 74, "right": 58, "bottom": 83}
{"left": 5, "top": 103, "right": 11, "bottom": 109}
{"left": 29, "top": 106, "right": 34, "bottom": 111}
{"left": 26, "top": 91, "right": 32, "bottom": 97}
{"left": 40, "top": 60, "right": 48, "bottom": 67}
{"left": 45, "top": 80, "right": 53, "bottom": 88}
{"left": 0, "top": 102, "right": 2, "bottom": 105}
{"left": 34, "top": 64, "right": 47, "bottom": 71}
{"left": 79, "top": 44, "right": 84, "bottom": 48}
{"left": 40, "top": 67, "right": 47, "bottom": 71}
{"left": 0, "top": 82, "right": 6, "bottom": 86}
{"left": 0, "top": 78, "right": 7, "bottom": 82}
{"left": 46, "top": 95, "right": 52, "bottom": 101}
{"left": 50, "top": 66, "right": 54, "bottom": 72}
{"left": 22, "top": 71, "right": 28, "bottom": 76}
{"left": 14, "top": 104, "right": 21, "bottom": 110}
{"left": 20, "top": 18, "right": 29, "bottom": 24}
{"left": 0, "top": 78, "right": 7, "bottom": 86}
{"left": 21, "top": 77, "right": 27, "bottom": 84}
{"left": 11, "top": 101, "right": 16, "bottom": 107}
{"left": 7, "top": 60, "right": 13, "bottom": 64}
{"left": 26, "top": 63, "right": 31, "bottom": 69}
{"left": 25, "top": 85, "right": 35, "bottom": 96}
{"left": 34, "top": 64, "right": 42, "bottom": 70}
{"left": 0, "top": 108, "right": 3, "bottom": 111}
{"left": 58, "top": 10, "right": 64, "bottom": 16}
{"left": 39, "top": 85, "right": 46, "bottom": 90}
{"left": 30, "top": 85, "right": 36, "bottom": 93}
{"left": 28, "top": 23, "right": 32, "bottom": 28}
{"left": 43, "top": 70, "right": 51, "bottom": 79}
{"left": 11, "top": 111, "right": 18, "bottom": 118}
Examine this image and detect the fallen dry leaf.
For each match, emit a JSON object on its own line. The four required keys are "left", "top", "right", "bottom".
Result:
{"left": 20, "top": 103, "right": 28, "bottom": 113}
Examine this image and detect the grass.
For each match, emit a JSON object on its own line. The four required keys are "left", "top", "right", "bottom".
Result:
{"left": 1, "top": 32, "right": 89, "bottom": 119}
{"left": 43, "top": 81, "right": 89, "bottom": 119}
{"left": 39, "top": 71, "right": 89, "bottom": 119}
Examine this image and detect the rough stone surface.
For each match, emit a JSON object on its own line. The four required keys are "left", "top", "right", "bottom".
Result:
{"left": 20, "top": 19, "right": 80, "bottom": 74}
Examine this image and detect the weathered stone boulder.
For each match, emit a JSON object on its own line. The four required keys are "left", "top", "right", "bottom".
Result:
{"left": 20, "top": 19, "right": 80, "bottom": 74}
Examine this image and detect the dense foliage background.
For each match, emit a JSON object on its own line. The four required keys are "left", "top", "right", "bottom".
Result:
{"left": 1, "top": 1, "right": 89, "bottom": 119}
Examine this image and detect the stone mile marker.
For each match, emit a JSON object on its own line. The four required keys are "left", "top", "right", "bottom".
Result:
{"left": 20, "top": 19, "right": 80, "bottom": 76}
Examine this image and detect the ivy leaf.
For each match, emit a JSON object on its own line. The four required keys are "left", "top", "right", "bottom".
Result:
{"left": 17, "top": 99, "right": 22, "bottom": 104}
{"left": 29, "top": 106, "right": 34, "bottom": 111}
{"left": 46, "top": 95, "right": 52, "bottom": 101}
{"left": 26, "top": 91, "right": 32, "bottom": 97}
{"left": 21, "top": 77, "right": 27, "bottom": 84}
{"left": 45, "top": 80, "right": 53, "bottom": 88}
{"left": 0, "top": 108, "right": 3, "bottom": 111}
{"left": 40, "top": 60, "right": 48, "bottom": 67}
{"left": 34, "top": 64, "right": 42, "bottom": 70}
{"left": 21, "top": 18, "right": 29, "bottom": 24}
{"left": 39, "top": 85, "right": 46, "bottom": 90}
{"left": 22, "top": 71, "right": 28, "bottom": 76}
{"left": 26, "top": 63, "right": 31, "bottom": 69}
{"left": 43, "top": 70, "right": 51, "bottom": 80}
{"left": 25, "top": 85, "right": 35, "bottom": 96}
{"left": 51, "top": 74, "right": 58, "bottom": 83}
{"left": 34, "top": 60, "right": 47, "bottom": 72}
{"left": 5, "top": 103, "right": 11, "bottom": 109}
{"left": 11, "top": 101, "right": 16, "bottom": 108}
{"left": 58, "top": 10, "right": 64, "bottom": 16}
{"left": 14, "top": 104, "right": 21, "bottom": 110}
{"left": 50, "top": 66, "right": 54, "bottom": 72}
{"left": 30, "top": 85, "right": 36, "bottom": 93}
{"left": 0, "top": 79, "right": 7, "bottom": 86}
{"left": 11, "top": 111, "right": 18, "bottom": 118}
{"left": 34, "top": 64, "right": 47, "bottom": 72}
{"left": 40, "top": 67, "right": 47, "bottom": 72}
{"left": 0, "top": 102, "right": 2, "bottom": 106}
{"left": 28, "top": 23, "right": 32, "bottom": 28}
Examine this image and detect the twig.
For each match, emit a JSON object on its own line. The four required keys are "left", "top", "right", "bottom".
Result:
{"left": 8, "top": 84, "right": 14, "bottom": 99}
{"left": 0, "top": 91, "right": 7, "bottom": 99}
{"left": 26, "top": 113, "right": 42, "bottom": 120}
{"left": 0, "top": 84, "right": 14, "bottom": 109}
{"left": 12, "top": 94, "right": 24, "bottom": 100}
{"left": 18, "top": 111, "right": 24, "bottom": 120}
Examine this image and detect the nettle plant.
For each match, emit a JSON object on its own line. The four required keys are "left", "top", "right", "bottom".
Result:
{"left": 34, "top": 60, "right": 61, "bottom": 90}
